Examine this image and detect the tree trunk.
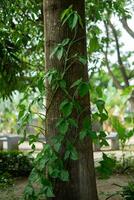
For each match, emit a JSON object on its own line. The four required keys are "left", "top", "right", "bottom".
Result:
{"left": 43, "top": 1, "right": 98, "bottom": 200}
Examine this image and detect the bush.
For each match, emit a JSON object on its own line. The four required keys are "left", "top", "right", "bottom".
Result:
{"left": 0, "top": 151, "right": 33, "bottom": 177}
{"left": 0, "top": 172, "right": 13, "bottom": 188}
{"left": 114, "top": 156, "right": 134, "bottom": 175}
{"left": 121, "top": 182, "right": 134, "bottom": 200}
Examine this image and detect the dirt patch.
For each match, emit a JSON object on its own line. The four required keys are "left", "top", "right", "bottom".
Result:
{"left": 0, "top": 174, "right": 132, "bottom": 200}
{"left": 0, "top": 177, "right": 27, "bottom": 200}
{"left": 97, "top": 174, "right": 131, "bottom": 200}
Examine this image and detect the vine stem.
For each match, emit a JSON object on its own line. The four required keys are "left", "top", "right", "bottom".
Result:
{"left": 28, "top": 124, "right": 46, "bottom": 136}
{"left": 105, "top": 192, "right": 120, "bottom": 200}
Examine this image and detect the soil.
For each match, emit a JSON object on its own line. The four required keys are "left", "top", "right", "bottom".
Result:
{"left": 0, "top": 177, "right": 27, "bottom": 200}
{"left": 0, "top": 174, "right": 132, "bottom": 200}
{"left": 97, "top": 174, "right": 131, "bottom": 200}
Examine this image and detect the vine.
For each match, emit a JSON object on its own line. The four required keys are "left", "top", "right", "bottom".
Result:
{"left": 18, "top": 6, "right": 112, "bottom": 200}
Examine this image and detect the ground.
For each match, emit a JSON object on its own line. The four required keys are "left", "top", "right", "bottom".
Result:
{"left": 1, "top": 149, "right": 134, "bottom": 200}
{"left": 0, "top": 174, "right": 131, "bottom": 200}
{"left": 98, "top": 174, "right": 130, "bottom": 200}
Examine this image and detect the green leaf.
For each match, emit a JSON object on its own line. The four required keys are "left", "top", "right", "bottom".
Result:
{"left": 89, "top": 36, "right": 100, "bottom": 53}
{"left": 31, "top": 144, "right": 36, "bottom": 151}
{"left": 18, "top": 136, "right": 26, "bottom": 145}
{"left": 37, "top": 77, "right": 45, "bottom": 94}
{"left": 99, "top": 131, "right": 107, "bottom": 138}
{"left": 100, "top": 139, "right": 109, "bottom": 147}
{"left": 60, "top": 170, "right": 69, "bottom": 181}
{"left": 70, "top": 12, "right": 78, "bottom": 29}
{"left": 18, "top": 104, "right": 26, "bottom": 119}
{"left": 92, "top": 112, "right": 100, "bottom": 121}
{"left": 50, "top": 46, "right": 59, "bottom": 59}
{"left": 64, "top": 150, "right": 70, "bottom": 160}
{"left": 127, "top": 129, "right": 134, "bottom": 139}
{"left": 68, "top": 118, "right": 78, "bottom": 128}
{"left": 96, "top": 99, "right": 105, "bottom": 113}
{"left": 48, "top": 167, "right": 60, "bottom": 178}
{"left": 24, "top": 183, "right": 36, "bottom": 200}
{"left": 78, "top": 55, "right": 87, "bottom": 65}
{"left": 29, "top": 169, "right": 40, "bottom": 183}
{"left": 82, "top": 117, "right": 91, "bottom": 130}
{"left": 96, "top": 86, "right": 103, "bottom": 98}
{"left": 70, "top": 147, "right": 78, "bottom": 160}
{"left": 65, "top": 143, "right": 78, "bottom": 160}
{"left": 57, "top": 46, "right": 64, "bottom": 60}
{"left": 79, "top": 130, "right": 87, "bottom": 140}
{"left": 60, "top": 100, "right": 73, "bottom": 117}
{"left": 78, "top": 82, "right": 89, "bottom": 97}
{"left": 36, "top": 157, "right": 48, "bottom": 171}
{"left": 97, "top": 153, "right": 116, "bottom": 179}
{"left": 88, "top": 131, "right": 98, "bottom": 140}
{"left": 54, "top": 142, "right": 61, "bottom": 152}
{"left": 61, "top": 38, "right": 70, "bottom": 46}
{"left": 50, "top": 45, "right": 64, "bottom": 60}
{"left": 28, "top": 135, "right": 38, "bottom": 145}
{"left": 61, "top": 6, "right": 79, "bottom": 29}
{"left": 70, "top": 78, "right": 82, "bottom": 88}
{"left": 100, "top": 113, "right": 108, "bottom": 122}
{"left": 46, "top": 187, "right": 55, "bottom": 197}
{"left": 111, "top": 116, "right": 126, "bottom": 140}
{"left": 61, "top": 12, "right": 73, "bottom": 26}
{"left": 57, "top": 118, "right": 69, "bottom": 134}
{"left": 61, "top": 5, "right": 73, "bottom": 21}
{"left": 59, "top": 80, "right": 66, "bottom": 89}
{"left": 80, "top": 129, "right": 97, "bottom": 141}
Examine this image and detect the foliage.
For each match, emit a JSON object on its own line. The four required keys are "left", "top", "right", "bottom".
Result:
{"left": 103, "top": 85, "right": 134, "bottom": 131}
{"left": 121, "top": 182, "right": 134, "bottom": 200}
{"left": 115, "top": 156, "right": 134, "bottom": 175}
{"left": 0, "top": 96, "right": 20, "bottom": 133}
{"left": 0, "top": 0, "right": 133, "bottom": 99}
{"left": 86, "top": 0, "right": 134, "bottom": 90}
{"left": 0, "top": 172, "right": 13, "bottom": 189}
{"left": 0, "top": 0, "right": 44, "bottom": 99}
{"left": 96, "top": 153, "right": 116, "bottom": 179}
{"left": 0, "top": 0, "right": 134, "bottom": 199}
{"left": 111, "top": 116, "right": 134, "bottom": 148}
{"left": 16, "top": 6, "right": 112, "bottom": 199}
{"left": 0, "top": 151, "right": 33, "bottom": 177}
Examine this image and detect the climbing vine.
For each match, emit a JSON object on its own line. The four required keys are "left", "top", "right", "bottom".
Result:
{"left": 18, "top": 6, "right": 112, "bottom": 200}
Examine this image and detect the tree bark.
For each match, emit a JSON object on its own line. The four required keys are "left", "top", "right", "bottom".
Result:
{"left": 108, "top": 20, "right": 129, "bottom": 87}
{"left": 103, "top": 21, "right": 123, "bottom": 89}
{"left": 44, "top": 1, "right": 98, "bottom": 200}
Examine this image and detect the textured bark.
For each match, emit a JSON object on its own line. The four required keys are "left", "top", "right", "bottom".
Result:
{"left": 43, "top": 1, "right": 98, "bottom": 200}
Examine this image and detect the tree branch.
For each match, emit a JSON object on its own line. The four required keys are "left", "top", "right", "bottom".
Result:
{"left": 121, "top": 17, "right": 134, "bottom": 39}
{"left": 103, "top": 21, "right": 123, "bottom": 89}
{"left": 108, "top": 20, "right": 129, "bottom": 87}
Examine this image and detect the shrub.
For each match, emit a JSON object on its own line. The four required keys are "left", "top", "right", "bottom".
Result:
{"left": 0, "top": 172, "right": 13, "bottom": 188}
{"left": 114, "top": 156, "right": 134, "bottom": 175}
{"left": 121, "top": 182, "right": 134, "bottom": 200}
{"left": 0, "top": 151, "right": 33, "bottom": 177}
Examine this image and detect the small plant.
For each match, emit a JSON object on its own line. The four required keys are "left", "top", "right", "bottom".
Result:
{"left": 121, "top": 182, "right": 134, "bottom": 200}
{"left": 114, "top": 156, "right": 134, "bottom": 174}
{"left": 96, "top": 153, "right": 116, "bottom": 179}
{"left": 0, "top": 172, "right": 13, "bottom": 189}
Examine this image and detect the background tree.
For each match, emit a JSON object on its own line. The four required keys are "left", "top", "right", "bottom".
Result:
{"left": 0, "top": 0, "right": 43, "bottom": 98}
{"left": 44, "top": 0, "right": 98, "bottom": 199}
